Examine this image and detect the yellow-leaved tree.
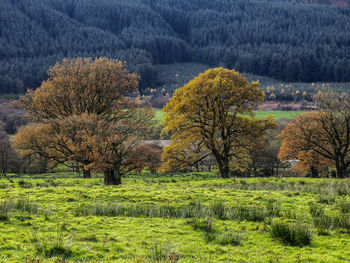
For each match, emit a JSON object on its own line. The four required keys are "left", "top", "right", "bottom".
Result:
{"left": 161, "top": 68, "right": 276, "bottom": 178}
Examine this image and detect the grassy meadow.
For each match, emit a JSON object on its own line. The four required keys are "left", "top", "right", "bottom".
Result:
{"left": 1, "top": 173, "right": 350, "bottom": 262}
{"left": 154, "top": 109, "right": 303, "bottom": 123}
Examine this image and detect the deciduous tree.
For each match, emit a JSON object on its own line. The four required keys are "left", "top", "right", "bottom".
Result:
{"left": 279, "top": 91, "right": 350, "bottom": 178}
{"left": 13, "top": 57, "right": 153, "bottom": 184}
{"left": 162, "top": 68, "right": 276, "bottom": 178}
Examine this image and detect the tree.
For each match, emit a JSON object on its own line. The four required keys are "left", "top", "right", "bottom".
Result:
{"left": 162, "top": 67, "right": 276, "bottom": 178}
{"left": 159, "top": 132, "right": 212, "bottom": 173}
{"left": 13, "top": 57, "right": 153, "bottom": 184}
{"left": 278, "top": 91, "right": 350, "bottom": 178}
{"left": 19, "top": 57, "right": 138, "bottom": 122}
{"left": 0, "top": 131, "right": 19, "bottom": 177}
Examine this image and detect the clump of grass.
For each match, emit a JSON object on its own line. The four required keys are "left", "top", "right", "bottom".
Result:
{"left": 212, "top": 231, "right": 245, "bottom": 246}
{"left": 187, "top": 218, "right": 245, "bottom": 246}
{"left": 0, "top": 183, "right": 10, "bottom": 189}
{"left": 269, "top": 220, "right": 313, "bottom": 247}
{"left": 339, "top": 199, "right": 350, "bottom": 213}
{"left": 187, "top": 217, "right": 214, "bottom": 233}
{"left": 210, "top": 201, "right": 226, "bottom": 219}
{"left": 0, "top": 199, "right": 39, "bottom": 217}
{"left": 312, "top": 213, "right": 335, "bottom": 235}
{"left": 36, "top": 179, "right": 60, "bottom": 188}
{"left": 15, "top": 199, "right": 39, "bottom": 214}
{"left": 31, "top": 226, "right": 74, "bottom": 259}
{"left": 18, "top": 180, "right": 33, "bottom": 188}
{"left": 80, "top": 234, "right": 98, "bottom": 242}
{"left": 227, "top": 206, "right": 269, "bottom": 222}
{"left": 148, "top": 242, "right": 180, "bottom": 263}
{"left": 309, "top": 203, "right": 334, "bottom": 235}
{"left": 318, "top": 191, "right": 337, "bottom": 204}
{"left": 336, "top": 214, "right": 350, "bottom": 232}
{"left": 76, "top": 201, "right": 279, "bottom": 223}
{"left": 0, "top": 214, "right": 9, "bottom": 221}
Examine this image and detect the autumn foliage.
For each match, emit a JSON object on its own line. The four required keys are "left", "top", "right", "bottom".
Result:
{"left": 279, "top": 91, "right": 350, "bottom": 178}
{"left": 13, "top": 57, "right": 154, "bottom": 185}
{"left": 161, "top": 67, "right": 276, "bottom": 178}
{"left": 278, "top": 112, "right": 331, "bottom": 177}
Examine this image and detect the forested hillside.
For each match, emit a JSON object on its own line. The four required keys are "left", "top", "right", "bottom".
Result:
{"left": 1, "top": 0, "right": 350, "bottom": 94}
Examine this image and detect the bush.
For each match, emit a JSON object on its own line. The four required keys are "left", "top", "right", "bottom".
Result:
{"left": 269, "top": 221, "right": 313, "bottom": 247}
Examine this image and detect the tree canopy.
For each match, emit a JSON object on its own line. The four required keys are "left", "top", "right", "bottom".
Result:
{"left": 279, "top": 91, "right": 350, "bottom": 178}
{"left": 13, "top": 57, "right": 154, "bottom": 184}
{"left": 161, "top": 68, "right": 276, "bottom": 178}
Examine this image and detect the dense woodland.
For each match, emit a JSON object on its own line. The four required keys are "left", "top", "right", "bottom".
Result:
{"left": 1, "top": 0, "right": 350, "bottom": 94}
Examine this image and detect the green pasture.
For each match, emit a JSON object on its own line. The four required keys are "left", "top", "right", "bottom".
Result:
{"left": 154, "top": 109, "right": 303, "bottom": 123}
{"left": 1, "top": 173, "right": 350, "bottom": 262}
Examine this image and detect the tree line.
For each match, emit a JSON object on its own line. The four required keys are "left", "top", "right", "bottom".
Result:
{"left": 1, "top": 0, "right": 350, "bottom": 94}
{"left": 4, "top": 57, "right": 349, "bottom": 185}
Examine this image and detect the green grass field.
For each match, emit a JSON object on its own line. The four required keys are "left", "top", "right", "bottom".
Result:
{"left": 154, "top": 109, "right": 303, "bottom": 123}
{"left": 1, "top": 173, "right": 350, "bottom": 262}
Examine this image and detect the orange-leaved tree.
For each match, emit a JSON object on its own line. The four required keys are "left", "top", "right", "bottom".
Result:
{"left": 279, "top": 91, "right": 350, "bottom": 178}
{"left": 278, "top": 114, "right": 331, "bottom": 177}
{"left": 161, "top": 67, "right": 276, "bottom": 178}
{"left": 13, "top": 57, "right": 154, "bottom": 184}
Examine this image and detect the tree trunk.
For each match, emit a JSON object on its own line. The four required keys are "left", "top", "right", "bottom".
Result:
{"left": 310, "top": 166, "right": 318, "bottom": 178}
{"left": 83, "top": 169, "right": 91, "bottom": 178}
{"left": 218, "top": 159, "right": 230, "bottom": 179}
{"left": 335, "top": 159, "right": 348, "bottom": 178}
{"left": 104, "top": 167, "right": 122, "bottom": 186}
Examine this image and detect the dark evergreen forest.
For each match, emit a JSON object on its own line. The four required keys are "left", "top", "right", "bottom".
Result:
{"left": 0, "top": 0, "right": 350, "bottom": 94}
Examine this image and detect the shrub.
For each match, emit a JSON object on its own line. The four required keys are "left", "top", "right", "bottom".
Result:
{"left": 269, "top": 221, "right": 313, "bottom": 247}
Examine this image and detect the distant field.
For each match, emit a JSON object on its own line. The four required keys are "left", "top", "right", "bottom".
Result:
{"left": 1, "top": 173, "right": 350, "bottom": 262}
{"left": 253, "top": 111, "right": 303, "bottom": 119}
{"left": 154, "top": 109, "right": 303, "bottom": 123}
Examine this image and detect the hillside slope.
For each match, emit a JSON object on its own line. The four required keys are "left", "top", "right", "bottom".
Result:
{"left": 0, "top": 0, "right": 350, "bottom": 93}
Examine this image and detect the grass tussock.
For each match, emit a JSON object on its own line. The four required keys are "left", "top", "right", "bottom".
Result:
{"left": 75, "top": 201, "right": 280, "bottom": 222}
{"left": 187, "top": 217, "right": 245, "bottom": 246}
{"left": 0, "top": 199, "right": 39, "bottom": 218}
{"left": 269, "top": 220, "right": 313, "bottom": 247}
{"left": 309, "top": 203, "right": 335, "bottom": 235}
{"left": 30, "top": 227, "right": 74, "bottom": 259}
{"left": 338, "top": 199, "right": 350, "bottom": 213}
{"left": 208, "top": 180, "right": 350, "bottom": 196}
{"left": 148, "top": 242, "right": 181, "bottom": 263}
